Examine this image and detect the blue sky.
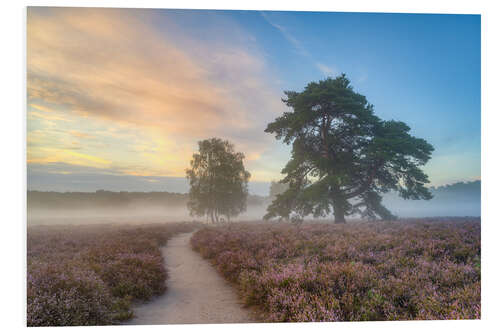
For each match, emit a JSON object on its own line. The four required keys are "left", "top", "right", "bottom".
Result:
{"left": 27, "top": 8, "right": 480, "bottom": 195}
{"left": 225, "top": 10, "right": 481, "bottom": 186}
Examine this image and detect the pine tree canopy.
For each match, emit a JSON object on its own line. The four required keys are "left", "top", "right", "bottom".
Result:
{"left": 264, "top": 74, "right": 434, "bottom": 223}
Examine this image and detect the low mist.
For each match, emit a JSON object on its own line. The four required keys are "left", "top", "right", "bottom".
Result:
{"left": 27, "top": 191, "right": 270, "bottom": 226}
{"left": 27, "top": 180, "right": 480, "bottom": 226}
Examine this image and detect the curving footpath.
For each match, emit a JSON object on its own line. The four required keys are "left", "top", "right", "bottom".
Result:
{"left": 127, "top": 231, "right": 255, "bottom": 325}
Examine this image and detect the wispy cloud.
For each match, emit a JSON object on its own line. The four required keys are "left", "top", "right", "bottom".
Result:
{"left": 69, "top": 130, "right": 95, "bottom": 139}
{"left": 28, "top": 148, "right": 112, "bottom": 169}
{"left": 315, "top": 63, "right": 337, "bottom": 76}
{"left": 30, "top": 103, "right": 55, "bottom": 113}
{"left": 27, "top": 8, "right": 286, "bottom": 180}
{"left": 358, "top": 72, "right": 368, "bottom": 83}
{"left": 260, "top": 12, "right": 310, "bottom": 58}
{"left": 260, "top": 11, "right": 337, "bottom": 79}
{"left": 28, "top": 111, "right": 70, "bottom": 122}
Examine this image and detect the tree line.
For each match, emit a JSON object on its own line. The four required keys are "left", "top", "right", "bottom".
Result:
{"left": 27, "top": 190, "right": 267, "bottom": 210}
{"left": 27, "top": 180, "right": 478, "bottom": 213}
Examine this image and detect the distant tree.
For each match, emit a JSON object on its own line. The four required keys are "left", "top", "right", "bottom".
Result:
{"left": 264, "top": 74, "right": 434, "bottom": 223}
{"left": 186, "top": 138, "right": 251, "bottom": 223}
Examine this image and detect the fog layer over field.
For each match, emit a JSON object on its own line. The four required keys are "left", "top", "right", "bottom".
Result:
{"left": 27, "top": 181, "right": 480, "bottom": 225}
{"left": 27, "top": 191, "right": 269, "bottom": 225}
{"left": 28, "top": 207, "right": 271, "bottom": 226}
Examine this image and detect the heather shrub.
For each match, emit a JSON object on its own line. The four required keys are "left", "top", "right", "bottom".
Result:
{"left": 27, "top": 263, "right": 114, "bottom": 326}
{"left": 98, "top": 253, "right": 167, "bottom": 300}
{"left": 27, "top": 222, "right": 200, "bottom": 326}
{"left": 191, "top": 219, "right": 480, "bottom": 322}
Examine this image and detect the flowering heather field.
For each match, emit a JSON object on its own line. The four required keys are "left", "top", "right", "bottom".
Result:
{"left": 191, "top": 219, "right": 480, "bottom": 322}
{"left": 27, "top": 222, "right": 199, "bottom": 326}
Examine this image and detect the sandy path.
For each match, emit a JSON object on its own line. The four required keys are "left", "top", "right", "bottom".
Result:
{"left": 127, "top": 231, "right": 255, "bottom": 325}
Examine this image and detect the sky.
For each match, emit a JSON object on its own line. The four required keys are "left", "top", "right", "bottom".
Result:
{"left": 27, "top": 7, "right": 480, "bottom": 196}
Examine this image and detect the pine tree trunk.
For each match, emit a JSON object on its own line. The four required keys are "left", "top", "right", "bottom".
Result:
{"left": 331, "top": 186, "right": 347, "bottom": 224}
{"left": 333, "top": 201, "right": 346, "bottom": 224}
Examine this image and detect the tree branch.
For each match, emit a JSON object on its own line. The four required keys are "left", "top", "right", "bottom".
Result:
{"left": 344, "top": 160, "right": 384, "bottom": 199}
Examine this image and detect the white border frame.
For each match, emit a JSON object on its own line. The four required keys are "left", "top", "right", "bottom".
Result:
{"left": 3, "top": 1, "right": 498, "bottom": 332}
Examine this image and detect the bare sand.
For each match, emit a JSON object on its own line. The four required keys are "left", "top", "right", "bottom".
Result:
{"left": 127, "top": 231, "right": 256, "bottom": 325}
